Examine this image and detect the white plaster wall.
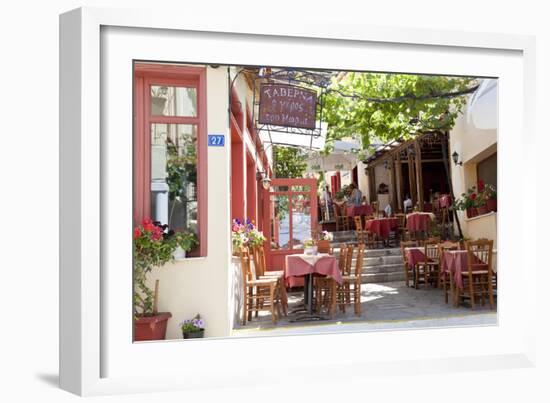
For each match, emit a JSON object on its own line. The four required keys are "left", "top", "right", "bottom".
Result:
{"left": 147, "top": 67, "right": 232, "bottom": 339}
{"left": 357, "top": 161, "right": 369, "bottom": 198}
{"left": 449, "top": 81, "right": 497, "bottom": 244}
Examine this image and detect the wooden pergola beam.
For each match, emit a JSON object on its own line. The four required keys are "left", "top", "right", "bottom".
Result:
{"left": 414, "top": 139, "right": 424, "bottom": 210}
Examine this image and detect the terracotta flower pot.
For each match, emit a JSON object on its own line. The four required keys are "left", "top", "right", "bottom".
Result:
{"left": 134, "top": 312, "right": 172, "bottom": 341}
{"left": 183, "top": 329, "right": 205, "bottom": 339}
{"left": 466, "top": 207, "right": 477, "bottom": 218}
{"left": 317, "top": 239, "right": 331, "bottom": 253}
{"left": 477, "top": 205, "right": 489, "bottom": 215}
{"left": 487, "top": 198, "right": 497, "bottom": 212}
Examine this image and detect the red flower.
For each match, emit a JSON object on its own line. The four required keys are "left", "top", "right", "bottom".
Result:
{"left": 151, "top": 228, "right": 163, "bottom": 241}
{"left": 470, "top": 193, "right": 477, "bottom": 200}
{"left": 477, "top": 180, "right": 485, "bottom": 192}
{"left": 134, "top": 228, "right": 141, "bottom": 239}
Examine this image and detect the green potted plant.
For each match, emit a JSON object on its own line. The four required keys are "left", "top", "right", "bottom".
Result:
{"left": 180, "top": 314, "right": 205, "bottom": 339}
{"left": 133, "top": 218, "right": 177, "bottom": 341}
{"left": 172, "top": 230, "right": 198, "bottom": 260}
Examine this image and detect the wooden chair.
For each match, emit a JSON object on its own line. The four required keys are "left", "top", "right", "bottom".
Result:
{"left": 418, "top": 236, "right": 441, "bottom": 247}
{"left": 412, "top": 240, "right": 440, "bottom": 289}
{"left": 251, "top": 245, "right": 288, "bottom": 316}
{"left": 333, "top": 203, "right": 350, "bottom": 232}
{"left": 456, "top": 239, "right": 495, "bottom": 310}
{"left": 424, "top": 241, "right": 441, "bottom": 288}
{"left": 315, "top": 243, "right": 348, "bottom": 317}
{"left": 438, "top": 241, "right": 460, "bottom": 304}
{"left": 354, "top": 216, "right": 367, "bottom": 246}
{"left": 239, "top": 248, "right": 282, "bottom": 325}
{"left": 336, "top": 244, "right": 365, "bottom": 316}
{"left": 395, "top": 213, "right": 407, "bottom": 243}
{"left": 400, "top": 240, "right": 418, "bottom": 287}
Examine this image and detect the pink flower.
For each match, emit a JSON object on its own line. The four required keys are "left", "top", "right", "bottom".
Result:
{"left": 134, "top": 228, "right": 141, "bottom": 239}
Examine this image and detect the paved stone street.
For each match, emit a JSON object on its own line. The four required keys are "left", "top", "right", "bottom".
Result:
{"left": 232, "top": 281, "right": 497, "bottom": 337}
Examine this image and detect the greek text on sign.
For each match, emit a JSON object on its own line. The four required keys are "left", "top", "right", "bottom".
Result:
{"left": 258, "top": 84, "right": 317, "bottom": 129}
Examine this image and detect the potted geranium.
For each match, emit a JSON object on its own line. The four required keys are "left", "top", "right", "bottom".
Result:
{"left": 475, "top": 180, "right": 489, "bottom": 215}
{"left": 463, "top": 187, "right": 478, "bottom": 218}
{"left": 133, "top": 218, "right": 177, "bottom": 341}
{"left": 180, "top": 314, "right": 205, "bottom": 339}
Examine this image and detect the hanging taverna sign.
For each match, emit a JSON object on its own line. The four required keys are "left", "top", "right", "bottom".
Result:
{"left": 258, "top": 84, "right": 317, "bottom": 129}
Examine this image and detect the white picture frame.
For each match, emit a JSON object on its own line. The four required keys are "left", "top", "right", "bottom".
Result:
{"left": 60, "top": 6, "right": 537, "bottom": 396}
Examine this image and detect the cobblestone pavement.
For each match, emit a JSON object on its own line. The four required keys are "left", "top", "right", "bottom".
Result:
{"left": 232, "top": 281, "right": 497, "bottom": 337}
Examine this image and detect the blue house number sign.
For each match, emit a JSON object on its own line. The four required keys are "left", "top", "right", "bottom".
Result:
{"left": 208, "top": 134, "right": 225, "bottom": 147}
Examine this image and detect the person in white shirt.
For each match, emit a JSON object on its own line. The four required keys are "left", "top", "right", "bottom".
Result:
{"left": 384, "top": 204, "right": 392, "bottom": 217}
{"left": 403, "top": 194, "right": 413, "bottom": 213}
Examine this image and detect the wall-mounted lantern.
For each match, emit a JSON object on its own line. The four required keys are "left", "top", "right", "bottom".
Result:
{"left": 451, "top": 151, "right": 463, "bottom": 166}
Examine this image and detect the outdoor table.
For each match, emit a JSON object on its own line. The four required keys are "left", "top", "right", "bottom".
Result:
{"left": 365, "top": 217, "right": 399, "bottom": 240}
{"left": 404, "top": 247, "right": 439, "bottom": 286}
{"left": 285, "top": 253, "right": 341, "bottom": 319}
{"left": 346, "top": 204, "right": 373, "bottom": 217}
{"left": 406, "top": 212, "right": 435, "bottom": 232}
{"left": 441, "top": 249, "right": 490, "bottom": 289}
{"left": 404, "top": 247, "right": 426, "bottom": 269}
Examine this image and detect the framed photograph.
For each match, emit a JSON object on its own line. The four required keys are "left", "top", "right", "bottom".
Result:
{"left": 60, "top": 6, "right": 536, "bottom": 396}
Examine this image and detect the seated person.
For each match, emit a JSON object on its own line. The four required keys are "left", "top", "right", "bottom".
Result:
{"left": 349, "top": 183, "right": 362, "bottom": 206}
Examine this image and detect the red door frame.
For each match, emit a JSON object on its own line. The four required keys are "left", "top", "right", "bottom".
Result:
{"left": 133, "top": 63, "right": 208, "bottom": 256}
{"left": 262, "top": 178, "right": 318, "bottom": 275}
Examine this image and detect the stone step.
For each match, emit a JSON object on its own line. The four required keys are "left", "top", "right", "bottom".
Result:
{"left": 361, "top": 271, "right": 406, "bottom": 284}
{"left": 363, "top": 255, "right": 404, "bottom": 266}
{"left": 362, "top": 263, "right": 405, "bottom": 274}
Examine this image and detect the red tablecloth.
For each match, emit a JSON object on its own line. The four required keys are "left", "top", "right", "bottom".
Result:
{"left": 438, "top": 195, "right": 452, "bottom": 209}
{"left": 441, "top": 250, "right": 487, "bottom": 290}
{"left": 285, "top": 254, "right": 342, "bottom": 288}
{"left": 404, "top": 247, "right": 426, "bottom": 269}
{"left": 365, "top": 218, "right": 399, "bottom": 239}
{"left": 406, "top": 213, "right": 434, "bottom": 232}
{"left": 346, "top": 204, "right": 373, "bottom": 217}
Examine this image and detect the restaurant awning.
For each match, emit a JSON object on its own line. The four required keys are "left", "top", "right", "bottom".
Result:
{"left": 258, "top": 121, "right": 327, "bottom": 150}
{"left": 304, "top": 138, "right": 362, "bottom": 173}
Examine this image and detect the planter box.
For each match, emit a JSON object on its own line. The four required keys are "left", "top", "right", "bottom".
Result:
{"left": 487, "top": 198, "right": 497, "bottom": 212}
{"left": 477, "top": 205, "right": 489, "bottom": 215}
{"left": 134, "top": 312, "right": 172, "bottom": 341}
{"left": 466, "top": 207, "right": 477, "bottom": 218}
{"left": 183, "top": 329, "right": 205, "bottom": 339}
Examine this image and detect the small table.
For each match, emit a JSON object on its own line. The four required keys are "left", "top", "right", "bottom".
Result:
{"left": 346, "top": 204, "right": 373, "bottom": 217}
{"left": 406, "top": 212, "right": 435, "bottom": 232}
{"left": 404, "top": 247, "right": 426, "bottom": 269}
{"left": 365, "top": 217, "right": 399, "bottom": 240}
{"left": 285, "top": 253, "right": 341, "bottom": 321}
